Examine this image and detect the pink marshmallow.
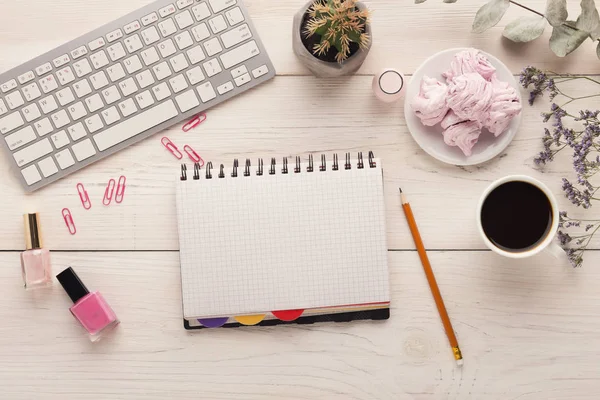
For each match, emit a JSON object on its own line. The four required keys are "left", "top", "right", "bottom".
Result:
{"left": 446, "top": 73, "right": 493, "bottom": 122}
{"left": 442, "top": 48, "right": 497, "bottom": 82}
{"left": 442, "top": 120, "right": 482, "bottom": 157}
{"left": 482, "top": 75, "right": 522, "bottom": 136}
{"left": 410, "top": 76, "right": 450, "bottom": 126}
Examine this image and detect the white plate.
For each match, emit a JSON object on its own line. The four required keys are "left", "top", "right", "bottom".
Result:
{"left": 404, "top": 48, "right": 522, "bottom": 166}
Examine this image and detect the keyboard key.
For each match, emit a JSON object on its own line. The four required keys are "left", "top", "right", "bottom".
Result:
{"left": 152, "top": 82, "right": 171, "bottom": 101}
{"left": 0, "top": 99, "right": 6, "bottom": 115}
{"left": 70, "top": 46, "right": 88, "bottom": 59}
{"left": 67, "top": 101, "right": 88, "bottom": 120}
{"left": 175, "top": 89, "right": 200, "bottom": 112}
{"left": 84, "top": 114, "right": 104, "bottom": 133}
{"left": 141, "top": 47, "right": 160, "bottom": 66}
{"left": 153, "top": 62, "right": 172, "bottom": 81}
{"left": 56, "top": 87, "right": 75, "bottom": 106}
{"left": 234, "top": 72, "right": 251, "bottom": 87}
{"left": 118, "top": 98, "right": 138, "bottom": 117}
{"left": 57, "top": 67, "right": 76, "bottom": 85}
{"left": 141, "top": 27, "right": 160, "bottom": 45}
{"left": 107, "top": 43, "right": 127, "bottom": 61}
{"left": 202, "top": 58, "right": 222, "bottom": 77}
{"left": 1, "top": 79, "right": 17, "bottom": 93}
{"left": 209, "top": 15, "right": 227, "bottom": 34}
{"left": 177, "top": 0, "right": 193, "bottom": 9}
{"left": 225, "top": 7, "right": 244, "bottom": 26}
{"left": 192, "top": 3, "right": 211, "bottom": 21}
{"left": 135, "top": 70, "right": 155, "bottom": 89}
{"left": 169, "top": 54, "right": 189, "bottom": 73}
{"left": 23, "top": 83, "right": 42, "bottom": 101}
{"left": 142, "top": 12, "right": 158, "bottom": 26}
{"left": 18, "top": 71, "right": 35, "bottom": 84}
{"left": 52, "top": 54, "right": 70, "bottom": 68}
{"left": 169, "top": 74, "right": 188, "bottom": 93}
{"left": 50, "top": 130, "right": 70, "bottom": 149}
{"left": 73, "top": 59, "right": 93, "bottom": 77}
{"left": 220, "top": 40, "right": 259, "bottom": 69}
{"left": 231, "top": 65, "right": 247, "bottom": 78}
{"left": 124, "top": 21, "right": 141, "bottom": 34}
{"left": 5, "top": 126, "right": 36, "bottom": 150}
{"left": 204, "top": 37, "right": 223, "bottom": 57}
{"left": 134, "top": 90, "right": 155, "bottom": 109}
{"left": 39, "top": 95, "right": 58, "bottom": 114}
{"left": 21, "top": 165, "right": 42, "bottom": 185}
{"left": 187, "top": 46, "right": 206, "bottom": 64}
{"left": 197, "top": 81, "right": 216, "bottom": 102}
{"left": 88, "top": 37, "right": 106, "bottom": 51}
{"left": 158, "top": 39, "right": 177, "bottom": 58}
{"left": 91, "top": 50, "right": 110, "bottom": 69}
{"left": 175, "top": 10, "right": 194, "bottom": 29}
{"left": 6, "top": 91, "right": 24, "bottom": 109}
{"left": 85, "top": 93, "right": 104, "bottom": 112}
{"left": 221, "top": 24, "right": 252, "bottom": 49}
{"left": 73, "top": 80, "right": 93, "bottom": 98}
{"left": 186, "top": 66, "right": 205, "bottom": 85}
{"left": 124, "top": 55, "right": 143, "bottom": 74}
{"left": 39, "top": 75, "right": 59, "bottom": 94}
{"left": 72, "top": 138, "right": 97, "bottom": 161}
{"left": 38, "top": 157, "right": 59, "bottom": 177}
{"left": 102, "top": 86, "right": 122, "bottom": 104}
{"left": 175, "top": 31, "right": 194, "bottom": 50}
{"left": 68, "top": 123, "right": 88, "bottom": 141}
{"left": 22, "top": 103, "right": 41, "bottom": 122}
{"left": 107, "top": 29, "right": 124, "bottom": 43}
{"left": 193, "top": 26, "right": 211, "bottom": 45}
{"left": 159, "top": 4, "right": 177, "bottom": 18}
{"left": 217, "top": 81, "right": 234, "bottom": 95}
{"left": 94, "top": 100, "right": 178, "bottom": 151}
{"left": 35, "top": 63, "right": 53, "bottom": 77}
{"left": 34, "top": 118, "right": 53, "bottom": 136}
{"left": 107, "top": 63, "right": 126, "bottom": 82}
{"left": 125, "top": 34, "right": 144, "bottom": 53}
{"left": 209, "top": 0, "right": 236, "bottom": 13}
{"left": 118, "top": 78, "right": 138, "bottom": 96}
{"left": 0, "top": 111, "right": 24, "bottom": 134}
{"left": 51, "top": 109, "right": 70, "bottom": 129}
{"left": 158, "top": 19, "right": 177, "bottom": 37}
{"left": 14, "top": 138, "right": 52, "bottom": 167}
{"left": 101, "top": 106, "right": 121, "bottom": 125}
{"left": 90, "top": 71, "right": 109, "bottom": 90}
{"left": 55, "top": 148, "right": 75, "bottom": 169}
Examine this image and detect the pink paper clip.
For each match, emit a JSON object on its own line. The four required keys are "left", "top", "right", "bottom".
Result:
{"left": 103, "top": 178, "right": 116, "bottom": 206}
{"left": 182, "top": 113, "right": 207, "bottom": 132}
{"left": 115, "top": 175, "right": 126, "bottom": 204}
{"left": 161, "top": 137, "right": 183, "bottom": 159}
{"left": 183, "top": 145, "right": 204, "bottom": 166}
{"left": 76, "top": 183, "right": 91, "bottom": 210}
{"left": 62, "top": 208, "right": 77, "bottom": 235}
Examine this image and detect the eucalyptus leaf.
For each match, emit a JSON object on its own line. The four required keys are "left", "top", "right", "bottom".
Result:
{"left": 591, "top": 24, "right": 600, "bottom": 40}
{"left": 472, "top": 0, "right": 510, "bottom": 34}
{"left": 443, "top": 0, "right": 458, "bottom": 3}
{"left": 597, "top": 41, "right": 600, "bottom": 59}
{"left": 546, "top": 0, "right": 568, "bottom": 27}
{"left": 503, "top": 16, "right": 547, "bottom": 42}
{"left": 549, "top": 23, "right": 590, "bottom": 56}
{"left": 414, "top": 0, "right": 428, "bottom": 4}
{"left": 576, "top": 0, "right": 600, "bottom": 33}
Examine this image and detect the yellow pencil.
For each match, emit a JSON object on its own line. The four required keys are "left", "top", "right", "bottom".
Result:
{"left": 400, "top": 188, "right": 463, "bottom": 365}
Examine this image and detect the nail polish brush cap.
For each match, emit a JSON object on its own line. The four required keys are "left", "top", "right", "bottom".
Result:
{"left": 24, "top": 213, "right": 43, "bottom": 250}
{"left": 56, "top": 267, "right": 90, "bottom": 303}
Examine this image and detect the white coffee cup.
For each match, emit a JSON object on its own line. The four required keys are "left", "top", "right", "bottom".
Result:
{"left": 477, "top": 175, "right": 563, "bottom": 259}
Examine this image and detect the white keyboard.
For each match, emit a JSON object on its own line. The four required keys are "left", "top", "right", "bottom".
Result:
{"left": 0, "top": 0, "right": 275, "bottom": 192}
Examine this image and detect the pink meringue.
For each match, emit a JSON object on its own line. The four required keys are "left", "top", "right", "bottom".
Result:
{"left": 446, "top": 73, "right": 493, "bottom": 121}
{"left": 442, "top": 49, "right": 496, "bottom": 82}
{"left": 440, "top": 110, "right": 467, "bottom": 130}
{"left": 442, "top": 120, "right": 482, "bottom": 157}
{"left": 483, "top": 75, "right": 522, "bottom": 137}
{"left": 410, "top": 76, "right": 450, "bottom": 126}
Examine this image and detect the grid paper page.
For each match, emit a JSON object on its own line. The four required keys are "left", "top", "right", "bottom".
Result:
{"left": 175, "top": 158, "right": 389, "bottom": 319}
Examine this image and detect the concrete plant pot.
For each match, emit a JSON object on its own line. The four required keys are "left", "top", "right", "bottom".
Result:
{"left": 292, "top": 1, "right": 372, "bottom": 78}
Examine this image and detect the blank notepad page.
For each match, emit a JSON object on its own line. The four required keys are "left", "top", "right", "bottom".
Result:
{"left": 176, "top": 159, "right": 389, "bottom": 319}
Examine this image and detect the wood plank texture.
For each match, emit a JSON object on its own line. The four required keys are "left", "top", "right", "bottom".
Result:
{"left": 1, "top": 251, "right": 599, "bottom": 399}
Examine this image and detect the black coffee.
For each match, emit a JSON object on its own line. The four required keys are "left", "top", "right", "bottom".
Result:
{"left": 480, "top": 181, "right": 553, "bottom": 252}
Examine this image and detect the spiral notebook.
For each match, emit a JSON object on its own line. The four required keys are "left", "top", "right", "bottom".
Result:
{"left": 175, "top": 152, "right": 390, "bottom": 329}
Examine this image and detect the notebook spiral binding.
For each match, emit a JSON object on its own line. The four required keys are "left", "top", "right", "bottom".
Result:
{"left": 180, "top": 152, "right": 376, "bottom": 181}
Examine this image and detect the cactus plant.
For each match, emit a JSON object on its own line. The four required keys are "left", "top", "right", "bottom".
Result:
{"left": 303, "top": 0, "right": 371, "bottom": 64}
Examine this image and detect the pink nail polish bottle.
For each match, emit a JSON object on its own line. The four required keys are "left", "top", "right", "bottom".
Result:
{"left": 21, "top": 213, "right": 52, "bottom": 289}
{"left": 56, "top": 267, "right": 119, "bottom": 341}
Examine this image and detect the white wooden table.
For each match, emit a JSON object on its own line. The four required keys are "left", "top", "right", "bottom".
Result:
{"left": 1, "top": 1, "right": 600, "bottom": 398}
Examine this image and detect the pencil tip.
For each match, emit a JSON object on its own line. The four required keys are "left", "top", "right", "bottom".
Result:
{"left": 399, "top": 188, "right": 403, "bottom": 193}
